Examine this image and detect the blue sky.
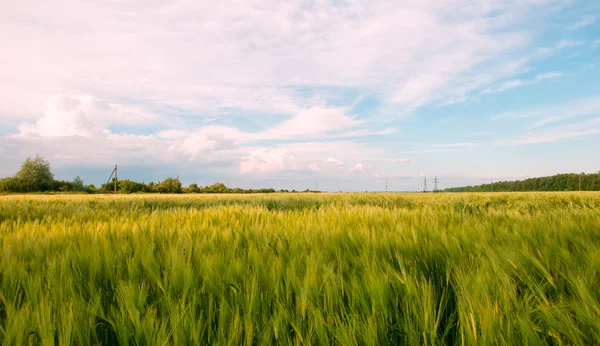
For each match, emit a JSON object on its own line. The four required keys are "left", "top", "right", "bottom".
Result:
{"left": 0, "top": 0, "right": 599, "bottom": 191}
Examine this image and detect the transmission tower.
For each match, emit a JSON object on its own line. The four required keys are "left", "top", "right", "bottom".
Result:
{"left": 434, "top": 176, "right": 438, "bottom": 192}
{"left": 423, "top": 176, "right": 427, "bottom": 192}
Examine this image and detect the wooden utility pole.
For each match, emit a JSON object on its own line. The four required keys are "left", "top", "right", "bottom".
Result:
{"left": 105, "top": 165, "right": 118, "bottom": 193}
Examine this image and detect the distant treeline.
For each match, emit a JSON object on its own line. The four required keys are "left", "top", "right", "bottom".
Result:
{"left": 101, "top": 180, "right": 303, "bottom": 194}
{"left": 0, "top": 155, "right": 309, "bottom": 194}
{"left": 445, "top": 173, "right": 600, "bottom": 192}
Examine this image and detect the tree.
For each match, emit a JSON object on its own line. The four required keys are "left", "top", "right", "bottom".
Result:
{"left": 15, "top": 155, "right": 54, "bottom": 191}
{"left": 154, "top": 177, "right": 182, "bottom": 193}
{"left": 118, "top": 180, "right": 146, "bottom": 193}
{"left": 0, "top": 177, "right": 25, "bottom": 193}
{"left": 86, "top": 184, "right": 97, "bottom": 194}
{"left": 207, "top": 182, "right": 229, "bottom": 193}
{"left": 72, "top": 176, "right": 85, "bottom": 192}
{"left": 185, "top": 183, "right": 200, "bottom": 193}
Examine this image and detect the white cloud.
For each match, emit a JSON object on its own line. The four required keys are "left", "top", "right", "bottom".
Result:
{"left": 332, "top": 127, "right": 398, "bottom": 139}
{"left": 568, "top": 16, "right": 596, "bottom": 30}
{"left": 16, "top": 95, "right": 158, "bottom": 138}
{"left": 497, "top": 118, "right": 600, "bottom": 146}
{"left": 481, "top": 72, "right": 562, "bottom": 95}
{"left": 167, "top": 133, "right": 236, "bottom": 162}
{"left": 384, "top": 158, "right": 410, "bottom": 163}
{"left": 350, "top": 163, "right": 364, "bottom": 171}
{"left": 0, "top": 0, "right": 593, "bottom": 187}
{"left": 491, "top": 97, "right": 600, "bottom": 127}
{"left": 239, "top": 142, "right": 383, "bottom": 175}
{"left": 7, "top": 95, "right": 240, "bottom": 166}
{"left": 0, "top": 0, "right": 577, "bottom": 121}
{"left": 156, "top": 106, "right": 379, "bottom": 144}
{"left": 433, "top": 143, "right": 480, "bottom": 148}
{"left": 5, "top": 94, "right": 401, "bottom": 174}
{"left": 324, "top": 157, "right": 344, "bottom": 166}
{"left": 390, "top": 74, "right": 451, "bottom": 109}
{"left": 441, "top": 40, "right": 581, "bottom": 104}
{"left": 264, "top": 107, "right": 360, "bottom": 138}
{"left": 240, "top": 148, "right": 297, "bottom": 174}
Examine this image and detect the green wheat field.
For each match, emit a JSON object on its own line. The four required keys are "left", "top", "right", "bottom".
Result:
{"left": 1, "top": 192, "right": 599, "bottom": 345}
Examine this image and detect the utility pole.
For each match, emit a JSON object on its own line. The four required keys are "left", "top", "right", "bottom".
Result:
{"left": 105, "top": 164, "right": 118, "bottom": 193}
{"left": 423, "top": 177, "right": 427, "bottom": 192}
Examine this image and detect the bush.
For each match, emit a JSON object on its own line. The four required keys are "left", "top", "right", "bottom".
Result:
{"left": 0, "top": 177, "right": 25, "bottom": 193}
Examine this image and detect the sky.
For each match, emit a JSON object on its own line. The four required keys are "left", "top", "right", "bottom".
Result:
{"left": 1, "top": 0, "right": 599, "bottom": 191}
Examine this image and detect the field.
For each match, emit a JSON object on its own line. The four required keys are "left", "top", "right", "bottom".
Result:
{"left": 1, "top": 193, "right": 599, "bottom": 345}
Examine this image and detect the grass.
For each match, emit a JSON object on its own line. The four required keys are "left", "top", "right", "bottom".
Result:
{"left": 0, "top": 192, "right": 599, "bottom": 345}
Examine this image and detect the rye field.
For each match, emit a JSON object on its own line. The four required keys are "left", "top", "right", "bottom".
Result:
{"left": 0, "top": 193, "right": 599, "bottom": 345}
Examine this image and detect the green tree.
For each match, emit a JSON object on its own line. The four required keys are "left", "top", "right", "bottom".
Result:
{"left": 186, "top": 183, "right": 200, "bottom": 193}
{"left": 207, "top": 182, "right": 229, "bottom": 193}
{"left": 15, "top": 155, "right": 54, "bottom": 192}
{"left": 86, "top": 184, "right": 97, "bottom": 194}
{"left": 0, "top": 177, "right": 25, "bottom": 193}
{"left": 72, "top": 176, "right": 85, "bottom": 192}
{"left": 118, "top": 180, "right": 146, "bottom": 194}
{"left": 155, "top": 178, "right": 182, "bottom": 193}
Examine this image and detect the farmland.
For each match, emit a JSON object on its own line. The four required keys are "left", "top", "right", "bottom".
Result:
{"left": 1, "top": 193, "right": 599, "bottom": 345}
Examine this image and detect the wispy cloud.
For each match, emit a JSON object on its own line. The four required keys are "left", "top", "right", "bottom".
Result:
{"left": 497, "top": 118, "right": 600, "bottom": 146}
{"left": 433, "top": 143, "right": 480, "bottom": 148}
{"left": 1, "top": 0, "right": 597, "bottom": 188}
{"left": 491, "top": 97, "right": 600, "bottom": 127}
{"left": 481, "top": 72, "right": 562, "bottom": 95}
{"left": 394, "top": 149, "right": 460, "bottom": 154}
{"left": 568, "top": 16, "right": 597, "bottom": 30}
{"left": 0, "top": 0, "right": 581, "bottom": 120}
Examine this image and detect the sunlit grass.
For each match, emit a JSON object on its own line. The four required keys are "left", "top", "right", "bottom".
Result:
{"left": 1, "top": 192, "right": 599, "bottom": 344}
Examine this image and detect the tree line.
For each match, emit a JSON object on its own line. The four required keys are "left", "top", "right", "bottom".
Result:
{"left": 0, "top": 155, "right": 307, "bottom": 194}
{"left": 444, "top": 172, "right": 600, "bottom": 192}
